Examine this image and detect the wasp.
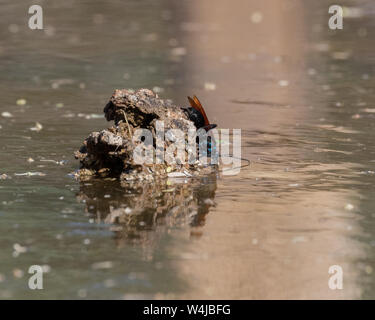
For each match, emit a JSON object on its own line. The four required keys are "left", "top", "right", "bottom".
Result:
{"left": 183, "top": 95, "right": 217, "bottom": 131}
{"left": 183, "top": 96, "right": 217, "bottom": 158}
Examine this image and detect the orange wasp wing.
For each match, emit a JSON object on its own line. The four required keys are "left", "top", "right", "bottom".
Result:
{"left": 187, "top": 95, "right": 210, "bottom": 126}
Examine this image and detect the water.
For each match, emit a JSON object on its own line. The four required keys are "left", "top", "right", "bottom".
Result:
{"left": 0, "top": 0, "right": 374, "bottom": 299}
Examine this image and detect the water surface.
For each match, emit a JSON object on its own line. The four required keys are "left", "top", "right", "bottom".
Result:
{"left": 0, "top": 0, "right": 374, "bottom": 299}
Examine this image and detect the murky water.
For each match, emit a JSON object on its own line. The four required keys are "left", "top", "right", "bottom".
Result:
{"left": 1, "top": 0, "right": 375, "bottom": 299}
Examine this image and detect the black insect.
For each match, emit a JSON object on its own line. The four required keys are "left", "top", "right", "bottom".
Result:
{"left": 183, "top": 95, "right": 217, "bottom": 131}
{"left": 183, "top": 96, "right": 217, "bottom": 158}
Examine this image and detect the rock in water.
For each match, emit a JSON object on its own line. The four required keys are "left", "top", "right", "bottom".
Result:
{"left": 74, "top": 89, "right": 216, "bottom": 181}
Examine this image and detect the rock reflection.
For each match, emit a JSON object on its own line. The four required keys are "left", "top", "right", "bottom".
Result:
{"left": 77, "top": 175, "right": 217, "bottom": 246}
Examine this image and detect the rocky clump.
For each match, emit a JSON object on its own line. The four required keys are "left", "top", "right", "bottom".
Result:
{"left": 74, "top": 89, "right": 216, "bottom": 181}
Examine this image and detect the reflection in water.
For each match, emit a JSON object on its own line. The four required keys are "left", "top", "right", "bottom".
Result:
{"left": 77, "top": 175, "right": 217, "bottom": 246}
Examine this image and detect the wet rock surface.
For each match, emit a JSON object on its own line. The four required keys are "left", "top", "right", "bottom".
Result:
{"left": 103, "top": 88, "right": 188, "bottom": 127}
{"left": 75, "top": 89, "right": 216, "bottom": 181}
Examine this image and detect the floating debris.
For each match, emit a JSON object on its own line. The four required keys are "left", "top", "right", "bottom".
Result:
{"left": 363, "top": 108, "right": 375, "bottom": 113}
{"left": 278, "top": 80, "right": 289, "bottom": 87}
{"left": 170, "top": 47, "right": 187, "bottom": 56}
{"left": 1, "top": 112, "right": 12, "bottom": 118}
{"left": 14, "top": 172, "right": 46, "bottom": 177}
{"left": 30, "top": 122, "right": 43, "bottom": 132}
{"left": 16, "top": 99, "right": 27, "bottom": 106}
{"left": 77, "top": 113, "right": 104, "bottom": 120}
{"left": 12, "top": 269, "right": 24, "bottom": 278}
{"left": 0, "top": 174, "right": 10, "bottom": 180}
{"left": 359, "top": 170, "right": 375, "bottom": 175}
{"left": 27, "top": 157, "right": 34, "bottom": 163}
{"left": 204, "top": 82, "right": 216, "bottom": 91}
{"left": 13, "top": 243, "right": 27, "bottom": 255}
{"left": 317, "top": 124, "right": 359, "bottom": 134}
{"left": 342, "top": 6, "right": 364, "bottom": 19}
{"left": 62, "top": 112, "right": 76, "bottom": 118}
{"left": 41, "top": 265, "right": 51, "bottom": 273}
{"left": 40, "top": 159, "right": 68, "bottom": 165}
{"left": 152, "top": 86, "right": 164, "bottom": 94}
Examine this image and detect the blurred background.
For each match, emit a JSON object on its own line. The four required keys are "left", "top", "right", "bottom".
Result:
{"left": 0, "top": 0, "right": 375, "bottom": 299}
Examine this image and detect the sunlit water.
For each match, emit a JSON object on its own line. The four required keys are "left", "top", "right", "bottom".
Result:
{"left": 0, "top": 0, "right": 374, "bottom": 299}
